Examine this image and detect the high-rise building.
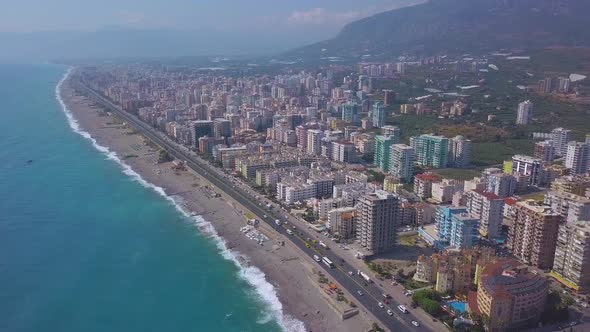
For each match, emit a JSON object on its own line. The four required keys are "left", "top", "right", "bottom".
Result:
{"left": 213, "top": 118, "right": 232, "bottom": 138}
{"left": 306, "top": 129, "right": 323, "bottom": 155}
{"left": 486, "top": 172, "right": 517, "bottom": 198}
{"left": 551, "top": 127, "right": 572, "bottom": 157}
{"left": 448, "top": 135, "right": 471, "bottom": 168}
{"left": 449, "top": 213, "right": 480, "bottom": 248}
{"left": 331, "top": 141, "right": 357, "bottom": 163}
{"left": 341, "top": 101, "right": 360, "bottom": 125}
{"left": 295, "top": 125, "right": 308, "bottom": 151}
{"left": 381, "top": 125, "right": 401, "bottom": 141}
{"left": 544, "top": 190, "right": 590, "bottom": 223}
{"left": 466, "top": 190, "right": 504, "bottom": 239}
{"left": 516, "top": 100, "right": 533, "bottom": 125}
{"left": 374, "top": 135, "right": 397, "bottom": 172}
{"left": 371, "top": 101, "right": 386, "bottom": 128}
{"left": 552, "top": 222, "right": 590, "bottom": 293}
{"left": 534, "top": 140, "right": 555, "bottom": 162}
{"left": 383, "top": 89, "right": 395, "bottom": 106}
{"left": 511, "top": 155, "right": 544, "bottom": 186}
{"left": 475, "top": 259, "right": 548, "bottom": 332}
{"left": 565, "top": 141, "right": 590, "bottom": 175}
{"left": 192, "top": 120, "right": 214, "bottom": 147}
{"left": 389, "top": 144, "right": 414, "bottom": 183}
{"left": 507, "top": 201, "right": 563, "bottom": 269}
{"left": 435, "top": 206, "right": 467, "bottom": 244}
{"left": 358, "top": 191, "right": 399, "bottom": 254}
{"left": 410, "top": 134, "right": 449, "bottom": 168}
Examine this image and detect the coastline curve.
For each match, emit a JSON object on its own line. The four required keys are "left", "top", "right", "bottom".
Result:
{"left": 55, "top": 67, "right": 306, "bottom": 332}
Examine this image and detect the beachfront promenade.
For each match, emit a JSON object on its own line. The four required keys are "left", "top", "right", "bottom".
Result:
{"left": 74, "top": 76, "right": 427, "bottom": 332}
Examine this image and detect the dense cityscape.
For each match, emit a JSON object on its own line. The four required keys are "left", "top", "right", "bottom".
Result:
{"left": 69, "top": 50, "right": 590, "bottom": 332}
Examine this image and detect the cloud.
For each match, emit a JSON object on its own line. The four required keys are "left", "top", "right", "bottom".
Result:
{"left": 287, "top": 1, "right": 423, "bottom": 26}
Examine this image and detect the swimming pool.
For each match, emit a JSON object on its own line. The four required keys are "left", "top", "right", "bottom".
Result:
{"left": 447, "top": 301, "right": 467, "bottom": 314}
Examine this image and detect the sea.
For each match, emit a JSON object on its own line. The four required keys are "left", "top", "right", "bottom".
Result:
{"left": 0, "top": 64, "right": 303, "bottom": 332}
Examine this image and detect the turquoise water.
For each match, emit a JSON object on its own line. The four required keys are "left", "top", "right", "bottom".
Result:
{"left": 447, "top": 301, "right": 467, "bottom": 314}
{"left": 0, "top": 64, "right": 291, "bottom": 332}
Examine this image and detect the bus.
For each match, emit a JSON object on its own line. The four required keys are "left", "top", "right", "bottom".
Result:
{"left": 322, "top": 257, "right": 334, "bottom": 268}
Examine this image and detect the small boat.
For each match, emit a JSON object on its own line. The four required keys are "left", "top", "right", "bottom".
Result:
{"left": 26, "top": 159, "right": 34, "bottom": 164}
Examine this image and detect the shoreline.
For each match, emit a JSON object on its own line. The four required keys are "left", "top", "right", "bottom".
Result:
{"left": 57, "top": 71, "right": 373, "bottom": 332}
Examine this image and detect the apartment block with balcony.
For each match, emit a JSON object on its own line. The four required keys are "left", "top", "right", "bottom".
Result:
{"left": 551, "top": 222, "right": 590, "bottom": 293}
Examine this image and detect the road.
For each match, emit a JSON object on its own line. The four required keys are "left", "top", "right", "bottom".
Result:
{"left": 74, "top": 77, "right": 429, "bottom": 331}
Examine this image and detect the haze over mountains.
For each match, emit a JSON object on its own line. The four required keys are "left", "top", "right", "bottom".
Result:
{"left": 0, "top": 27, "right": 315, "bottom": 62}
{"left": 3, "top": 0, "right": 590, "bottom": 62}
{"left": 289, "top": 0, "right": 590, "bottom": 58}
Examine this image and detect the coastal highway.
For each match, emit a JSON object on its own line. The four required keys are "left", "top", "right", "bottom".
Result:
{"left": 74, "top": 77, "right": 425, "bottom": 331}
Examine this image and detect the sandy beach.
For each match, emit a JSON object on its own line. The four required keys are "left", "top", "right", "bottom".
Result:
{"left": 59, "top": 77, "right": 376, "bottom": 332}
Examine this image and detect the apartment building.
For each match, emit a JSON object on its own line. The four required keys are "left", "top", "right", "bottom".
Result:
{"left": 475, "top": 259, "right": 548, "bottom": 331}
{"left": 389, "top": 144, "right": 414, "bottom": 183}
{"left": 467, "top": 190, "right": 505, "bottom": 239}
{"left": 328, "top": 207, "right": 359, "bottom": 240}
{"left": 552, "top": 222, "right": 590, "bottom": 293}
{"left": 507, "top": 201, "right": 563, "bottom": 269}
{"left": 358, "top": 191, "right": 400, "bottom": 254}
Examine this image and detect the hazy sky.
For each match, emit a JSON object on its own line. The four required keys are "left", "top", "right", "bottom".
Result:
{"left": 1, "top": 0, "right": 419, "bottom": 40}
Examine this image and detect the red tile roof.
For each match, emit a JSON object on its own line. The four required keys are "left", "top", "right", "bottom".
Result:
{"left": 472, "top": 189, "right": 501, "bottom": 200}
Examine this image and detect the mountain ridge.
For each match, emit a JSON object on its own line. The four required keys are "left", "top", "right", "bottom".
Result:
{"left": 287, "top": 0, "right": 590, "bottom": 58}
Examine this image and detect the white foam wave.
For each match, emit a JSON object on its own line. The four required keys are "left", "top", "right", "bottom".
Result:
{"left": 55, "top": 68, "right": 306, "bottom": 332}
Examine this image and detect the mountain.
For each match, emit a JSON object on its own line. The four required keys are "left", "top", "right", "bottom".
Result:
{"left": 288, "top": 0, "right": 590, "bottom": 58}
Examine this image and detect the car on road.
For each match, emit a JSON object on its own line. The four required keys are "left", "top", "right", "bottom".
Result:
{"left": 357, "top": 290, "right": 363, "bottom": 296}
{"left": 411, "top": 321, "right": 419, "bottom": 327}
{"left": 348, "top": 271, "right": 353, "bottom": 276}
{"left": 397, "top": 305, "right": 408, "bottom": 313}
{"left": 313, "top": 255, "right": 321, "bottom": 262}
{"left": 378, "top": 302, "right": 384, "bottom": 308}
{"left": 387, "top": 309, "right": 393, "bottom": 316}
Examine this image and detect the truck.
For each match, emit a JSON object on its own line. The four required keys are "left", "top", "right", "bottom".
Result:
{"left": 357, "top": 270, "right": 371, "bottom": 283}
{"left": 319, "top": 241, "right": 329, "bottom": 249}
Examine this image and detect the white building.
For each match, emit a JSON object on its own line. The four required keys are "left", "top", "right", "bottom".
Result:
{"left": 389, "top": 144, "right": 414, "bottom": 183}
{"left": 306, "top": 129, "right": 323, "bottom": 155}
{"left": 565, "top": 141, "right": 590, "bottom": 175}
{"left": 448, "top": 135, "right": 472, "bottom": 168}
{"left": 551, "top": 127, "right": 572, "bottom": 157}
{"left": 431, "top": 179, "right": 464, "bottom": 204}
{"left": 467, "top": 190, "right": 505, "bottom": 239}
{"left": 516, "top": 100, "right": 533, "bottom": 125}
{"left": 331, "top": 141, "right": 357, "bottom": 163}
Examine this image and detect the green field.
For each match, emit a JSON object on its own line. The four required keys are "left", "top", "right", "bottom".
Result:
{"left": 472, "top": 139, "right": 534, "bottom": 166}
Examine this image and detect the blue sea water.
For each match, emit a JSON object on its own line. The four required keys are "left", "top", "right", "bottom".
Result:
{"left": 0, "top": 64, "right": 295, "bottom": 332}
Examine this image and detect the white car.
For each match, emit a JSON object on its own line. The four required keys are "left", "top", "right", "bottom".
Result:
{"left": 411, "top": 321, "right": 420, "bottom": 327}
{"left": 387, "top": 309, "right": 393, "bottom": 316}
{"left": 357, "top": 290, "right": 364, "bottom": 296}
{"left": 378, "top": 302, "right": 384, "bottom": 308}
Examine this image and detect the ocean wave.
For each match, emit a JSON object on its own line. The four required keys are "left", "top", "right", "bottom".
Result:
{"left": 55, "top": 68, "right": 306, "bottom": 332}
